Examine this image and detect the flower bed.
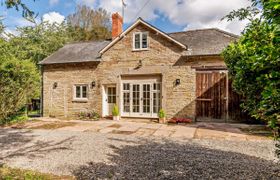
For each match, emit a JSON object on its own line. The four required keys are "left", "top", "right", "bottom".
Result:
{"left": 168, "top": 117, "right": 192, "bottom": 124}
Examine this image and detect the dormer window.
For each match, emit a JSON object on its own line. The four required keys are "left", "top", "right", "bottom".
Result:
{"left": 133, "top": 32, "right": 148, "bottom": 50}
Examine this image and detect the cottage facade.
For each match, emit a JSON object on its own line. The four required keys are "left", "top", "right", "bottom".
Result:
{"left": 40, "top": 13, "right": 244, "bottom": 122}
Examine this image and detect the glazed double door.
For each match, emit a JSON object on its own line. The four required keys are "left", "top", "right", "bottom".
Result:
{"left": 122, "top": 82, "right": 161, "bottom": 118}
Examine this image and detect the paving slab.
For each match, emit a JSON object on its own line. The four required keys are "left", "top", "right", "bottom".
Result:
{"left": 153, "top": 129, "right": 174, "bottom": 137}
{"left": 195, "top": 128, "right": 228, "bottom": 140}
{"left": 98, "top": 127, "right": 117, "bottom": 134}
{"left": 83, "top": 126, "right": 103, "bottom": 132}
{"left": 118, "top": 125, "right": 140, "bottom": 132}
{"left": 171, "top": 127, "right": 196, "bottom": 139}
{"left": 226, "top": 132, "right": 248, "bottom": 141}
{"left": 56, "top": 124, "right": 90, "bottom": 131}
{"left": 134, "top": 128, "right": 156, "bottom": 137}
{"left": 158, "top": 125, "right": 177, "bottom": 131}
{"left": 141, "top": 123, "right": 163, "bottom": 129}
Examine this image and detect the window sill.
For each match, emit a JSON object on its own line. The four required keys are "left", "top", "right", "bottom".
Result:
{"left": 72, "top": 99, "right": 88, "bottom": 103}
{"left": 132, "top": 48, "right": 149, "bottom": 52}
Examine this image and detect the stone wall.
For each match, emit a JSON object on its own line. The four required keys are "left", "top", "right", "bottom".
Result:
{"left": 42, "top": 62, "right": 101, "bottom": 119}
{"left": 42, "top": 23, "right": 225, "bottom": 120}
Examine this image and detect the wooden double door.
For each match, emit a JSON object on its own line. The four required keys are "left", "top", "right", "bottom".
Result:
{"left": 196, "top": 70, "right": 228, "bottom": 121}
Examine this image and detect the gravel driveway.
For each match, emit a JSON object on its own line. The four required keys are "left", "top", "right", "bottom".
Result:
{"left": 0, "top": 128, "right": 279, "bottom": 179}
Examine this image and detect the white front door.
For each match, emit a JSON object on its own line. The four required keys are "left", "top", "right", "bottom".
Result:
{"left": 106, "top": 86, "right": 116, "bottom": 116}
{"left": 121, "top": 79, "right": 161, "bottom": 118}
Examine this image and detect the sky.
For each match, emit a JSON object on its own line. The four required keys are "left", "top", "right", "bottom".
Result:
{"left": 0, "top": 0, "right": 252, "bottom": 35}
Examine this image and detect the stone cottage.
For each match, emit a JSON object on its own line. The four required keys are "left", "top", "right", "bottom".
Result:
{"left": 40, "top": 13, "right": 244, "bottom": 122}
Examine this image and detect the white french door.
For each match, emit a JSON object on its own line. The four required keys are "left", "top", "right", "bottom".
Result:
{"left": 121, "top": 80, "right": 161, "bottom": 118}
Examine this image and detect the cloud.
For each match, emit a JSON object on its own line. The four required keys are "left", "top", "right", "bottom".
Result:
{"left": 42, "top": 12, "right": 65, "bottom": 24}
{"left": 97, "top": 0, "right": 252, "bottom": 34}
{"left": 76, "top": 0, "right": 97, "bottom": 7}
{"left": 49, "top": 0, "right": 59, "bottom": 6}
{"left": 11, "top": 17, "right": 38, "bottom": 27}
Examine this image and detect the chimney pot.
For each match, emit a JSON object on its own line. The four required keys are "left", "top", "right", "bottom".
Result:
{"left": 112, "top": 13, "right": 123, "bottom": 39}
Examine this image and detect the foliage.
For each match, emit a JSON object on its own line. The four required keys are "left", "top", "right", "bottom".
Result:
{"left": 2, "top": 0, "right": 36, "bottom": 19}
{"left": 0, "top": 18, "right": 3, "bottom": 34}
{"left": 8, "top": 22, "right": 73, "bottom": 65}
{"left": 0, "top": 107, "right": 28, "bottom": 125}
{"left": 0, "top": 165, "right": 73, "bottom": 180}
{"left": 67, "top": 5, "right": 111, "bottom": 41}
{"left": 0, "top": 40, "right": 39, "bottom": 122}
{"left": 158, "top": 109, "right": 165, "bottom": 118}
{"left": 112, "top": 105, "right": 119, "bottom": 116}
{"left": 78, "top": 110, "right": 100, "bottom": 120}
{"left": 222, "top": 0, "right": 280, "bottom": 135}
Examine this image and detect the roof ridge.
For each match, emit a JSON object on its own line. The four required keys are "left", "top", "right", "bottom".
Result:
{"left": 168, "top": 28, "right": 218, "bottom": 34}
{"left": 169, "top": 28, "right": 239, "bottom": 38}
{"left": 65, "top": 40, "right": 111, "bottom": 45}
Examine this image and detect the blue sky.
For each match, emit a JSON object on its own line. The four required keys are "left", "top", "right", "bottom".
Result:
{"left": 1, "top": 0, "right": 252, "bottom": 35}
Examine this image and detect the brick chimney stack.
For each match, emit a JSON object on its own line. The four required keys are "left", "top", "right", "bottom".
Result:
{"left": 112, "top": 13, "right": 123, "bottom": 39}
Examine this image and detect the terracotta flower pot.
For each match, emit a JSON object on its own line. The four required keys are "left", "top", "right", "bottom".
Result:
{"left": 159, "top": 117, "right": 166, "bottom": 124}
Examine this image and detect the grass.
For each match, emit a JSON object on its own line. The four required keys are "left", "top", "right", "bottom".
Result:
{"left": 0, "top": 114, "right": 29, "bottom": 127}
{"left": 0, "top": 166, "right": 73, "bottom": 180}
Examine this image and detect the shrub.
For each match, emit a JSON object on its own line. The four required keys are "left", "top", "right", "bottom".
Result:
{"left": 158, "top": 109, "right": 165, "bottom": 118}
{"left": 78, "top": 110, "right": 100, "bottom": 121}
{"left": 112, "top": 105, "right": 119, "bottom": 116}
{"left": 0, "top": 50, "right": 39, "bottom": 123}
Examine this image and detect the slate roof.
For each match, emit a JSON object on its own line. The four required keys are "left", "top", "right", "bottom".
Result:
{"left": 39, "top": 41, "right": 110, "bottom": 65}
{"left": 169, "top": 28, "right": 239, "bottom": 56}
{"left": 40, "top": 28, "right": 238, "bottom": 65}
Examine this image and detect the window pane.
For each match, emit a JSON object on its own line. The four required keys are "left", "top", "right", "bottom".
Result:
{"left": 82, "top": 86, "right": 87, "bottom": 98}
{"left": 134, "top": 34, "right": 140, "bottom": 49}
{"left": 142, "top": 33, "right": 147, "bottom": 48}
{"left": 123, "top": 83, "right": 130, "bottom": 90}
{"left": 123, "top": 92, "right": 130, "bottom": 113}
{"left": 76, "top": 86, "right": 81, "bottom": 98}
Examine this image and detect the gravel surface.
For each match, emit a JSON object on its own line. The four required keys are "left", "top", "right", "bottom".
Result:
{"left": 0, "top": 128, "right": 279, "bottom": 179}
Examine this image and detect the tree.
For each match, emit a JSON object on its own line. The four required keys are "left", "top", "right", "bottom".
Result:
{"left": 222, "top": 0, "right": 280, "bottom": 137}
{"left": 67, "top": 5, "right": 111, "bottom": 41}
{"left": 2, "top": 0, "right": 36, "bottom": 19}
{"left": 8, "top": 22, "right": 73, "bottom": 65}
{"left": 0, "top": 21, "right": 74, "bottom": 123}
{"left": 0, "top": 38, "right": 39, "bottom": 122}
{"left": 0, "top": 19, "right": 3, "bottom": 34}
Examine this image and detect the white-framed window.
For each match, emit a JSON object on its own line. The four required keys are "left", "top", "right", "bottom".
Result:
{"left": 74, "top": 85, "right": 88, "bottom": 100}
{"left": 133, "top": 32, "right": 148, "bottom": 50}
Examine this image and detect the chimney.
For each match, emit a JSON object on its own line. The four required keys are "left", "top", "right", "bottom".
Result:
{"left": 112, "top": 13, "right": 123, "bottom": 39}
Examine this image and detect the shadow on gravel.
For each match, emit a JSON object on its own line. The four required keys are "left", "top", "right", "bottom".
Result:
{"left": 0, "top": 128, "right": 35, "bottom": 151}
{"left": 0, "top": 128, "right": 74, "bottom": 161}
{"left": 73, "top": 140, "right": 280, "bottom": 180}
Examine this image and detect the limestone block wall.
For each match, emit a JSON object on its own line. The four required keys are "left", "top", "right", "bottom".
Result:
{"left": 42, "top": 23, "right": 223, "bottom": 120}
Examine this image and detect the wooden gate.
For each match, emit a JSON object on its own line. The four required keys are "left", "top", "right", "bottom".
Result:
{"left": 195, "top": 69, "right": 252, "bottom": 122}
{"left": 196, "top": 70, "right": 228, "bottom": 121}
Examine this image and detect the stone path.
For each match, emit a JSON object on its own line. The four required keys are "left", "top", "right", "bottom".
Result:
{"left": 16, "top": 117, "right": 269, "bottom": 141}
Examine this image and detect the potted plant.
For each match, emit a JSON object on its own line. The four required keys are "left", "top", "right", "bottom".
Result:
{"left": 158, "top": 109, "right": 166, "bottom": 123}
{"left": 112, "top": 104, "right": 120, "bottom": 121}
